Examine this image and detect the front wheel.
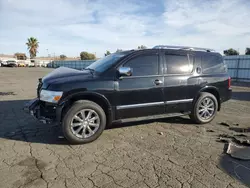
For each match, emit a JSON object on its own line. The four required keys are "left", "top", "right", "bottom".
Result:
{"left": 190, "top": 92, "right": 218, "bottom": 124}
{"left": 62, "top": 100, "right": 106, "bottom": 144}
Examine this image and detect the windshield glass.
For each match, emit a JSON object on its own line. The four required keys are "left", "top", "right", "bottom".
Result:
{"left": 86, "top": 53, "right": 126, "bottom": 73}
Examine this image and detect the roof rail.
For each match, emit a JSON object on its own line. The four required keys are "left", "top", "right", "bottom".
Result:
{"left": 153, "top": 45, "right": 216, "bottom": 52}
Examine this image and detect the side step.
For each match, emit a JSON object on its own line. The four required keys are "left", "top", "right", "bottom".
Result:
{"left": 118, "top": 112, "right": 190, "bottom": 124}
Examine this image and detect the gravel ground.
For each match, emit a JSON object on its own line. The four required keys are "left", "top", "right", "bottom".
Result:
{"left": 0, "top": 67, "right": 250, "bottom": 188}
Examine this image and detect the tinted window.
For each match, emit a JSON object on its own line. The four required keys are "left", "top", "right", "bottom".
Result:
{"left": 165, "top": 54, "right": 193, "bottom": 74}
{"left": 124, "top": 55, "right": 159, "bottom": 76}
{"left": 202, "top": 55, "right": 226, "bottom": 74}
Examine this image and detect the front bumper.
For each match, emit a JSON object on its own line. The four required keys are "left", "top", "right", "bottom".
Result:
{"left": 23, "top": 98, "right": 63, "bottom": 124}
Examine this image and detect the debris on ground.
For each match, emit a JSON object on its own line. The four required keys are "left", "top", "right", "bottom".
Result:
{"left": 217, "top": 135, "right": 231, "bottom": 143}
{"left": 236, "top": 134, "right": 248, "bottom": 137}
{"left": 229, "top": 127, "right": 250, "bottom": 133}
{"left": 158, "top": 132, "right": 164, "bottom": 136}
{"left": 0, "top": 92, "right": 15, "bottom": 96}
{"left": 206, "top": 129, "right": 215, "bottom": 133}
{"left": 219, "top": 122, "right": 230, "bottom": 127}
{"left": 226, "top": 142, "right": 250, "bottom": 160}
{"left": 218, "top": 134, "right": 250, "bottom": 146}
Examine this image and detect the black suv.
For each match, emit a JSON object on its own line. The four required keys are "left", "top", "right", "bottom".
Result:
{"left": 24, "top": 45, "right": 232, "bottom": 144}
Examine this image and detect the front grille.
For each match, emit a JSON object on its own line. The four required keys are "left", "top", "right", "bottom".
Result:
{"left": 37, "top": 78, "right": 43, "bottom": 98}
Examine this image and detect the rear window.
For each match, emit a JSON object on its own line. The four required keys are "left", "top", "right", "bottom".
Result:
{"left": 202, "top": 55, "right": 227, "bottom": 74}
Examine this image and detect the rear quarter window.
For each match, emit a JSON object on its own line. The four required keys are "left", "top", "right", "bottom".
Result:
{"left": 202, "top": 54, "right": 227, "bottom": 74}
{"left": 164, "top": 53, "right": 194, "bottom": 74}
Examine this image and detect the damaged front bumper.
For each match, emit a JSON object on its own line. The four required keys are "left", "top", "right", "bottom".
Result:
{"left": 23, "top": 98, "right": 63, "bottom": 124}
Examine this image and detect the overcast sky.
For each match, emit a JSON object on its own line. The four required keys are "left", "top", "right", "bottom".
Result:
{"left": 0, "top": 0, "right": 250, "bottom": 57}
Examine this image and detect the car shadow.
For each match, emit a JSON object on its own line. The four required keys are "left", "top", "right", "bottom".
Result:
{"left": 232, "top": 91, "right": 250, "bottom": 101}
{"left": 0, "top": 99, "right": 194, "bottom": 145}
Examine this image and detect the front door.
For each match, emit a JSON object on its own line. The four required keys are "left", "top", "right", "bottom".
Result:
{"left": 115, "top": 52, "right": 165, "bottom": 119}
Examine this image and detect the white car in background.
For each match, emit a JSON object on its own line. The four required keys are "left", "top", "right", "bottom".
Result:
{"left": 6, "top": 60, "right": 18, "bottom": 67}
{"left": 0, "top": 60, "right": 8, "bottom": 67}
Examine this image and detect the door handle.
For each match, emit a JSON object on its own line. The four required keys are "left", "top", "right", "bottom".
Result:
{"left": 154, "top": 79, "right": 163, "bottom": 85}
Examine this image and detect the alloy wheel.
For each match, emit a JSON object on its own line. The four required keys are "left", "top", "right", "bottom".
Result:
{"left": 70, "top": 109, "right": 100, "bottom": 139}
{"left": 198, "top": 97, "right": 215, "bottom": 120}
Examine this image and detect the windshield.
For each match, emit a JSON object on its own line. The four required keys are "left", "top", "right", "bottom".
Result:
{"left": 86, "top": 53, "right": 126, "bottom": 73}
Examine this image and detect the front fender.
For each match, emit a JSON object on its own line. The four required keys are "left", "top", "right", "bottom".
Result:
{"left": 59, "top": 91, "right": 111, "bottom": 108}
{"left": 57, "top": 90, "right": 113, "bottom": 123}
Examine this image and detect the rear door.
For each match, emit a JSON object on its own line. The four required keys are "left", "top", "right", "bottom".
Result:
{"left": 163, "top": 50, "right": 195, "bottom": 113}
{"left": 115, "top": 51, "right": 165, "bottom": 119}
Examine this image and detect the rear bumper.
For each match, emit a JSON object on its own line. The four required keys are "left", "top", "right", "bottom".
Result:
{"left": 23, "top": 98, "right": 63, "bottom": 124}
{"left": 221, "top": 88, "right": 232, "bottom": 103}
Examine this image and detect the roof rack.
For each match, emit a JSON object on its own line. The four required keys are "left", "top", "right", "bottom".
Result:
{"left": 153, "top": 45, "right": 216, "bottom": 52}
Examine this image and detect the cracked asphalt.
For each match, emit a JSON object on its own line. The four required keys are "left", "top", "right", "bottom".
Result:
{"left": 0, "top": 68, "right": 250, "bottom": 188}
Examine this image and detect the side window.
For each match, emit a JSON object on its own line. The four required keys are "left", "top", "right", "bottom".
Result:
{"left": 202, "top": 55, "right": 226, "bottom": 74}
{"left": 165, "top": 54, "right": 193, "bottom": 74}
{"left": 123, "top": 54, "right": 159, "bottom": 76}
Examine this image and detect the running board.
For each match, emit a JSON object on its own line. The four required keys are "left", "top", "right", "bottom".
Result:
{"left": 118, "top": 112, "right": 190, "bottom": 124}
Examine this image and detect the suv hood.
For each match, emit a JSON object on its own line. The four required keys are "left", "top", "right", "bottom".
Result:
{"left": 42, "top": 67, "right": 93, "bottom": 85}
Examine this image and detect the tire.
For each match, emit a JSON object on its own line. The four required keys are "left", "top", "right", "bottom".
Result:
{"left": 190, "top": 92, "right": 218, "bottom": 124}
{"left": 62, "top": 100, "right": 106, "bottom": 144}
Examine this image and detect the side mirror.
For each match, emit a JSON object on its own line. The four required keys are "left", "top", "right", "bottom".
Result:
{"left": 118, "top": 67, "right": 132, "bottom": 77}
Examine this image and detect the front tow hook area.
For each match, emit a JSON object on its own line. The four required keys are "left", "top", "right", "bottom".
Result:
{"left": 23, "top": 98, "right": 52, "bottom": 124}
{"left": 39, "top": 118, "right": 53, "bottom": 124}
{"left": 23, "top": 98, "right": 39, "bottom": 116}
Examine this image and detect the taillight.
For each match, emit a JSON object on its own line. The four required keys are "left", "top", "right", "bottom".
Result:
{"left": 228, "top": 77, "right": 231, "bottom": 88}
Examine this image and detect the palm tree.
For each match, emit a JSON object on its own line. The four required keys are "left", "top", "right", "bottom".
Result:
{"left": 26, "top": 37, "right": 39, "bottom": 58}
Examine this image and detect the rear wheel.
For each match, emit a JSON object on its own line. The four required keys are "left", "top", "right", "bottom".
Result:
{"left": 62, "top": 100, "right": 106, "bottom": 144}
{"left": 190, "top": 92, "right": 218, "bottom": 124}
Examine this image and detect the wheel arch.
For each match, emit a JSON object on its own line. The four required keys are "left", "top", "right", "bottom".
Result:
{"left": 59, "top": 91, "right": 113, "bottom": 125}
{"left": 196, "top": 86, "right": 221, "bottom": 111}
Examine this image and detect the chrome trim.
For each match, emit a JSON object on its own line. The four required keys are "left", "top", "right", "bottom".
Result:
{"left": 118, "top": 67, "right": 132, "bottom": 77}
{"left": 117, "top": 99, "right": 193, "bottom": 110}
{"left": 117, "top": 101, "right": 164, "bottom": 110}
{"left": 166, "top": 99, "right": 193, "bottom": 105}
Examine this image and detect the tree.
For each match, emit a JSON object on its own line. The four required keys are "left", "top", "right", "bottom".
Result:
{"left": 138, "top": 45, "right": 147, "bottom": 49}
{"left": 105, "top": 50, "right": 111, "bottom": 56}
{"left": 26, "top": 37, "right": 39, "bottom": 58}
{"left": 60, "top": 54, "right": 67, "bottom": 60}
{"left": 245, "top": 48, "right": 250, "bottom": 55}
{"left": 14, "top": 53, "right": 27, "bottom": 60}
{"left": 80, "top": 51, "right": 96, "bottom": 60}
{"left": 116, "top": 49, "right": 123, "bottom": 53}
{"left": 223, "top": 48, "right": 239, "bottom": 56}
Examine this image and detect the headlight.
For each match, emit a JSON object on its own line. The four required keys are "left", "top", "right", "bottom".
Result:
{"left": 40, "top": 90, "right": 63, "bottom": 103}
